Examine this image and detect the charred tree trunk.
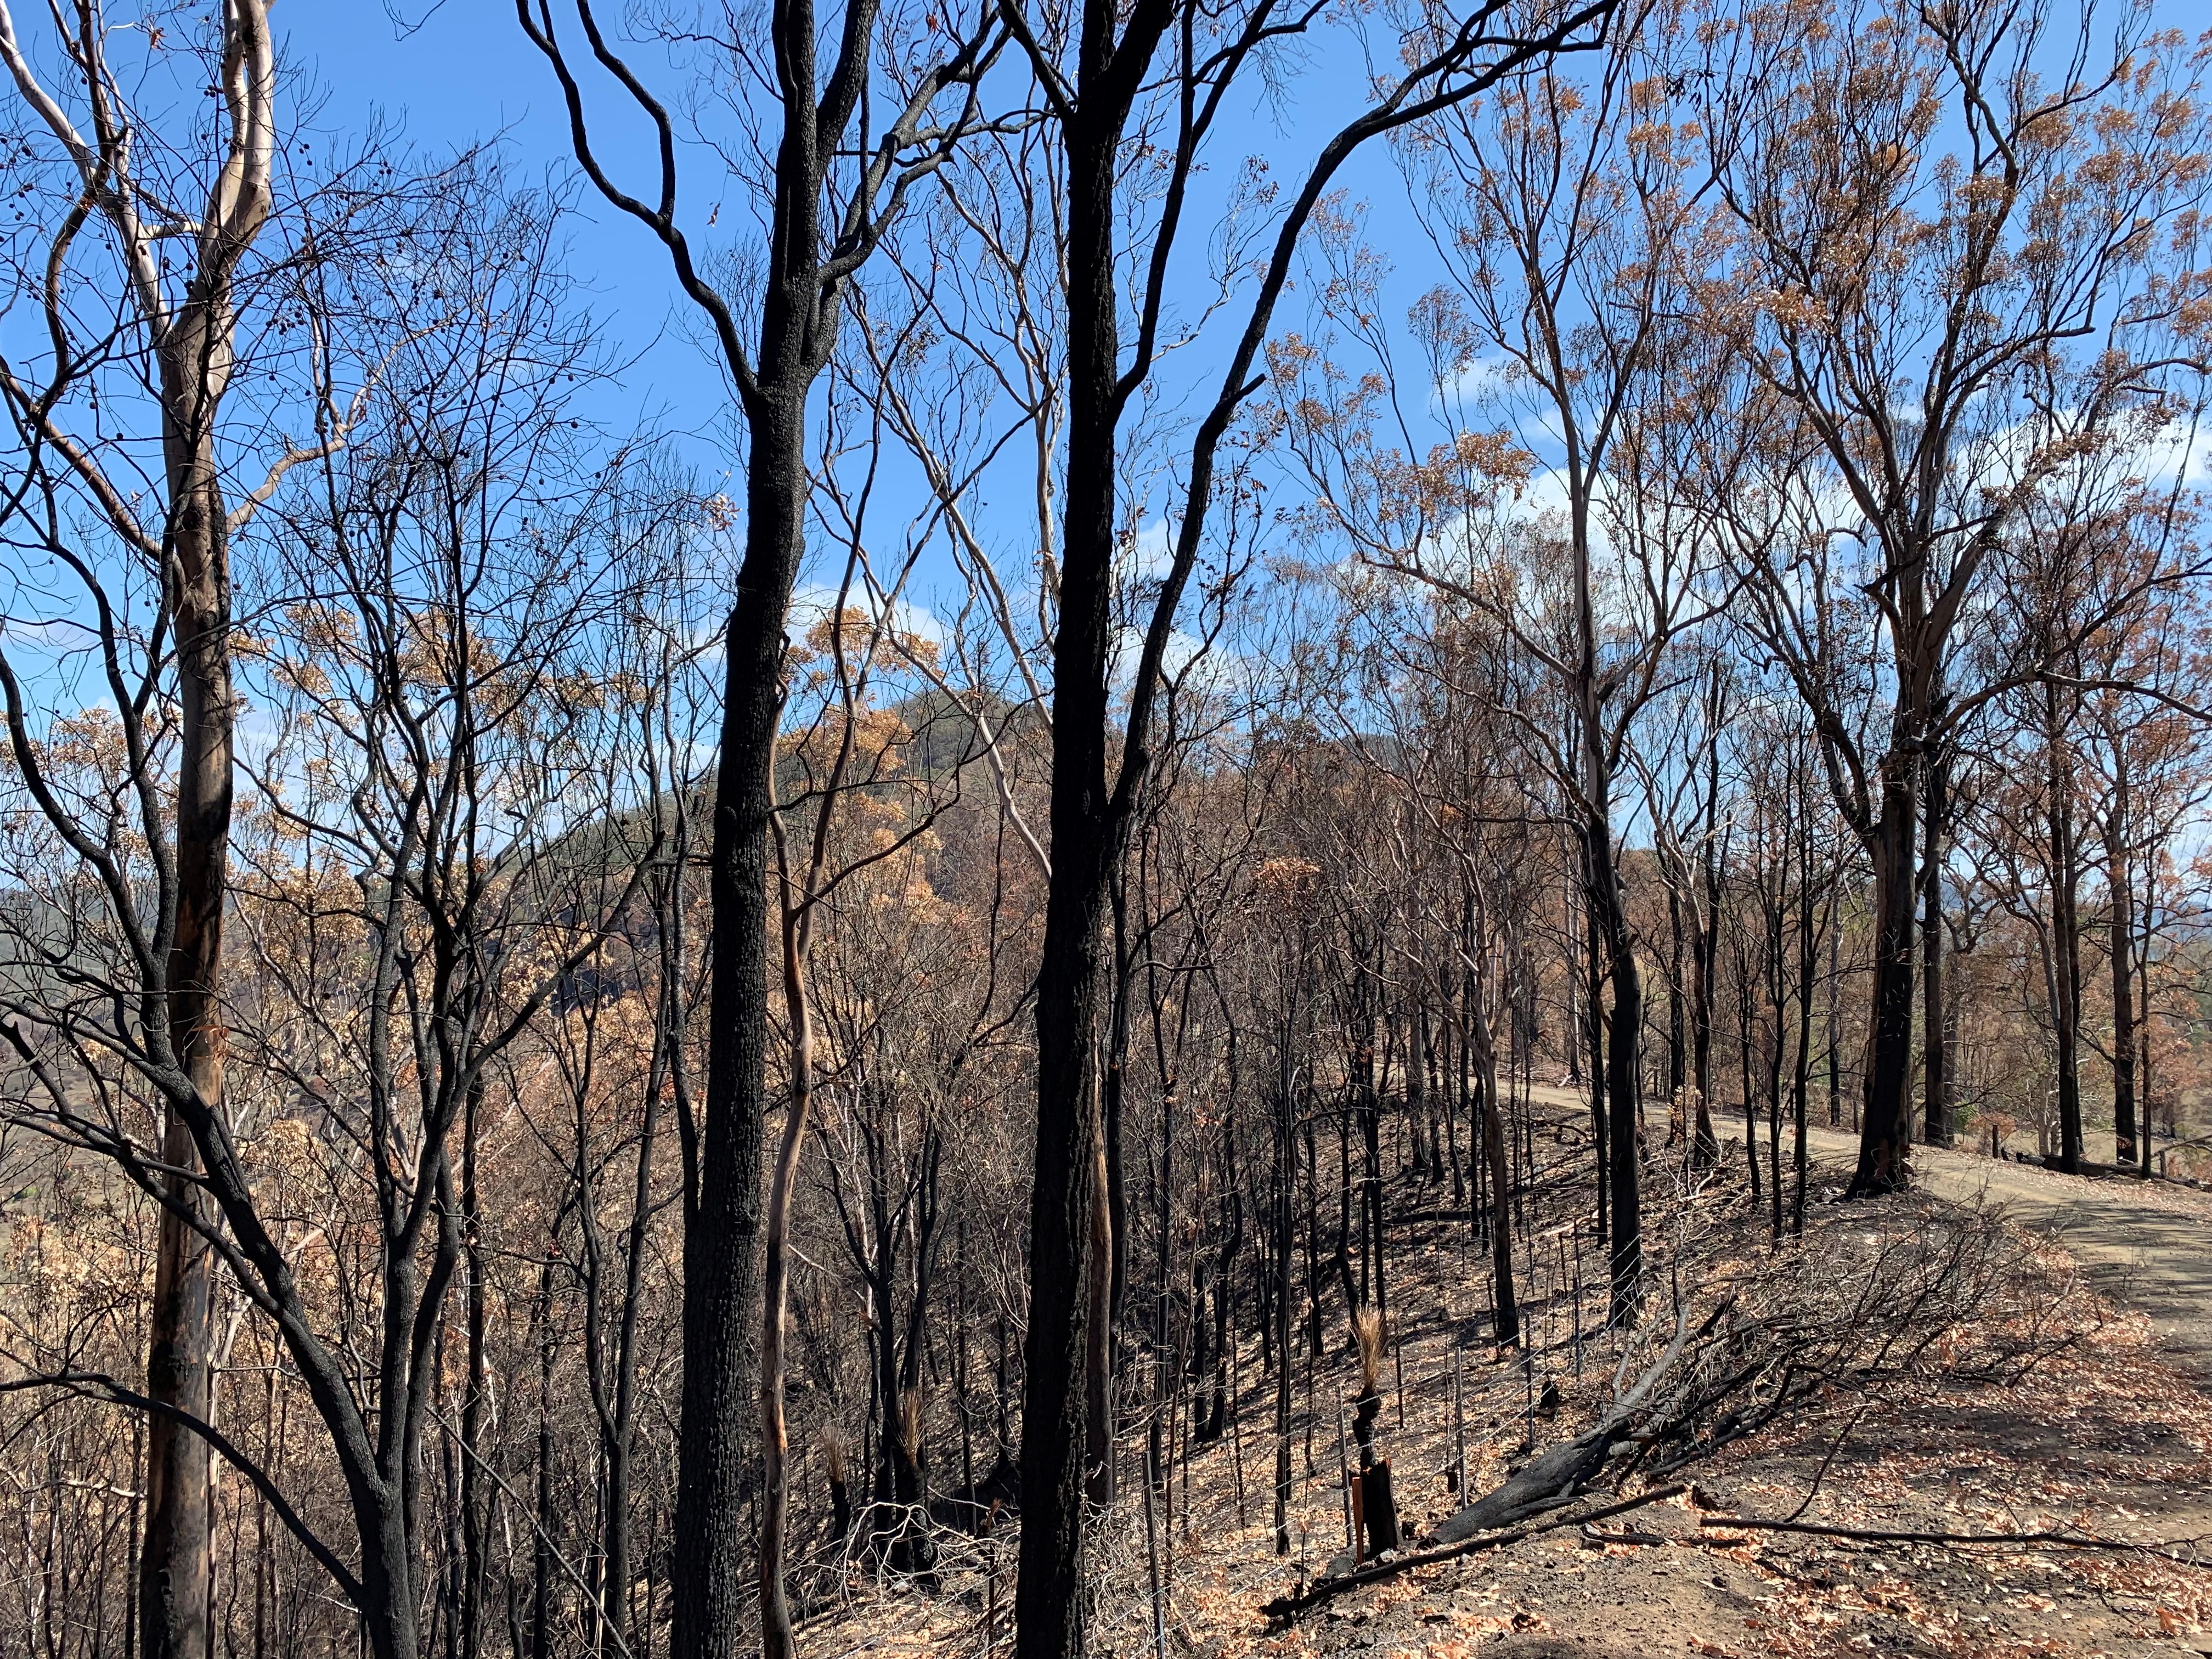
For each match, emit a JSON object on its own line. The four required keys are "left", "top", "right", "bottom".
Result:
{"left": 1587, "top": 821, "right": 1643, "bottom": 1323}
{"left": 1408, "top": 1001, "right": 1431, "bottom": 1180}
{"left": 1011, "top": 7, "right": 1610, "bottom": 1641}
{"left": 1202, "top": 1105, "right": 1242, "bottom": 1444}
{"left": 1692, "top": 689, "right": 1724, "bottom": 1167}
{"left": 671, "top": 388, "right": 799, "bottom": 1659}
{"left": 1737, "top": 925, "right": 1762, "bottom": 1211}
{"left": 1271, "top": 1018, "right": 1297, "bottom": 1555}
{"left": 1093, "top": 878, "right": 1137, "bottom": 1509}
{"left": 1849, "top": 745, "right": 1919, "bottom": 1197}
{"left": 1358, "top": 1051, "right": 1386, "bottom": 1324}
{"left": 2136, "top": 882, "right": 2155, "bottom": 1175}
{"left": 1576, "top": 860, "right": 1610, "bottom": 1243}
{"left": 2046, "top": 684, "right": 2085, "bottom": 1172}
{"left": 1762, "top": 845, "right": 1787, "bottom": 1243}
{"left": 529, "top": 1261, "right": 557, "bottom": 1659}
{"left": 1666, "top": 881, "right": 1687, "bottom": 1137}
{"left": 1303, "top": 1119, "right": 1324, "bottom": 1359}
{"left": 1826, "top": 877, "right": 1844, "bottom": 1129}
{"left": 1469, "top": 961, "right": 1519, "bottom": 1348}
{"left": 1792, "top": 769, "right": 1817, "bottom": 1239}
{"left": 518, "top": 12, "right": 997, "bottom": 1657}
{"left": 1333, "top": 1110, "right": 1359, "bottom": 1322}
{"left": 759, "top": 886, "right": 815, "bottom": 1658}
{"left": 1920, "top": 693, "right": 1951, "bottom": 1148}
{"left": 458, "top": 1079, "right": 491, "bottom": 1659}
{"left": 1016, "top": 40, "right": 1150, "bottom": 1646}
{"left": 1438, "top": 975, "right": 1468, "bottom": 1210}
{"left": 2109, "top": 753, "right": 2137, "bottom": 1166}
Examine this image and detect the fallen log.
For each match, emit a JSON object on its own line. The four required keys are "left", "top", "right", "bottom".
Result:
{"left": 1289, "top": 1293, "right": 1733, "bottom": 1603}
{"left": 1426, "top": 1420, "right": 1623, "bottom": 1545}
{"left": 1427, "top": 1290, "right": 1733, "bottom": 1549}
{"left": 1316, "top": 1395, "right": 1631, "bottom": 1578}
{"left": 1260, "top": 1485, "right": 1688, "bottom": 1621}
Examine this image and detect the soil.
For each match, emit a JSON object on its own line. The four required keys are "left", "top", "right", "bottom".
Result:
{"left": 797, "top": 1111, "right": 2212, "bottom": 1658}
{"left": 1802, "top": 1120, "right": 2212, "bottom": 1378}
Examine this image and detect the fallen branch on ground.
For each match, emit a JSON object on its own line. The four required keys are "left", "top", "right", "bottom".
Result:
{"left": 1695, "top": 1514, "right": 2212, "bottom": 1566}
{"left": 1581, "top": 1519, "right": 1668, "bottom": 1545}
{"left": 1268, "top": 1185, "right": 2114, "bottom": 1624}
{"left": 1413, "top": 1292, "right": 1735, "bottom": 1555}
{"left": 1260, "top": 1485, "right": 1689, "bottom": 1621}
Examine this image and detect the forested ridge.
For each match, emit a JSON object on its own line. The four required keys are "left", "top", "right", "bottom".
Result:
{"left": 0, "top": 0, "right": 2210, "bottom": 1656}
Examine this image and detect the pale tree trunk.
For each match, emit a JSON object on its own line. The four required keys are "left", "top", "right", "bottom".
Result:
{"left": 133, "top": 10, "right": 278, "bottom": 1655}
{"left": 143, "top": 438, "right": 222, "bottom": 1659}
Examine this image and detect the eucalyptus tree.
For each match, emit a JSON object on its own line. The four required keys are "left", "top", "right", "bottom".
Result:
{"left": 515, "top": 8, "right": 1005, "bottom": 1653}
{"left": 1697, "top": 0, "right": 2212, "bottom": 1191}
{"left": 994, "top": 0, "right": 1619, "bottom": 1642}
{"left": 2081, "top": 554, "right": 2212, "bottom": 1168}
{"left": 0, "top": 160, "right": 659, "bottom": 1659}
{"left": 1265, "top": 19, "right": 1725, "bottom": 1318}
{"left": 0, "top": 7, "right": 311, "bottom": 1653}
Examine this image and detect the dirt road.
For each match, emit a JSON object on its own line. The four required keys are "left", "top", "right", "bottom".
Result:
{"left": 1527, "top": 1080, "right": 2212, "bottom": 1379}
{"left": 1798, "top": 1120, "right": 2212, "bottom": 1380}
{"left": 1244, "top": 1091, "right": 2212, "bottom": 1657}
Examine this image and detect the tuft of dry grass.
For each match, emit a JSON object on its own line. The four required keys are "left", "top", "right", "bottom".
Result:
{"left": 1353, "top": 1307, "right": 1386, "bottom": 1396}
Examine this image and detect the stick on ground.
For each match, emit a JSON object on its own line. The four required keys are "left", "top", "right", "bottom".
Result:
{"left": 1696, "top": 1515, "right": 2212, "bottom": 1566}
{"left": 1261, "top": 1485, "right": 1689, "bottom": 1621}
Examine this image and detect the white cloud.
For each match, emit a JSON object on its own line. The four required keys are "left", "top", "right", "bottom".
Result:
{"left": 1110, "top": 621, "right": 1252, "bottom": 701}
{"left": 1434, "top": 356, "right": 1505, "bottom": 411}
{"left": 2135, "top": 417, "right": 2211, "bottom": 490}
{"left": 788, "top": 580, "right": 949, "bottom": 651}
{"left": 1517, "top": 465, "right": 1573, "bottom": 524}
{"left": 1128, "top": 518, "right": 1175, "bottom": 582}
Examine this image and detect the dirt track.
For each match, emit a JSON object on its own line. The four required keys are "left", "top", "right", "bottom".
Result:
{"left": 1531, "top": 1077, "right": 2212, "bottom": 1383}
{"left": 1271, "top": 1088, "right": 2212, "bottom": 1657}
{"left": 1799, "top": 1120, "right": 2212, "bottom": 1382}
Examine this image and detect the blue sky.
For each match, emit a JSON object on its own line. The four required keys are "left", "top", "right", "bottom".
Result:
{"left": 280, "top": 2, "right": 735, "bottom": 458}
{"left": 29, "top": 2, "right": 2198, "bottom": 706}
{"left": 272, "top": 1, "right": 1444, "bottom": 574}
{"left": 2, "top": 0, "right": 1446, "bottom": 726}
